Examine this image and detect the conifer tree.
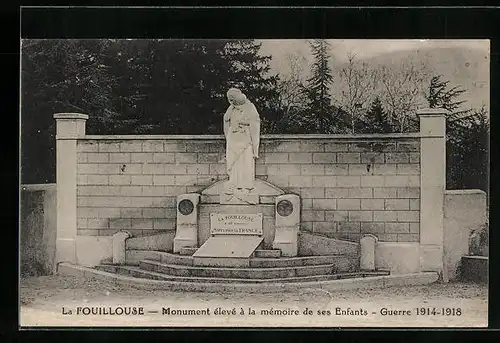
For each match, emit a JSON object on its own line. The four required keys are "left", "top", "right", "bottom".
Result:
{"left": 222, "top": 40, "right": 280, "bottom": 132}
{"left": 427, "top": 74, "right": 473, "bottom": 128}
{"left": 427, "top": 75, "right": 489, "bottom": 193}
{"left": 302, "top": 39, "right": 345, "bottom": 133}
{"left": 446, "top": 106, "right": 489, "bottom": 192}
{"left": 360, "top": 97, "right": 393, "bottom": 133}
{"left": 21, "top": 39, "right": 121, "bottom": 183}
{"left": 21, "top": 39, "right": 279, "bottom": 183}
{"left": 427, "top": 75, "right": 467, "bottom": 112}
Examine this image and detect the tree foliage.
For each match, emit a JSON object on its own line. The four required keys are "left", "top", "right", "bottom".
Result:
{"left": 427, "top": 75, "right": 467, "bottom": 113}
{"left": 222, "top": 40, "right": 280, "bottom": 133}
{"left": 426, "top": 75, "right": 489, "bottom": 193}
{"left": 298, "top": 40, "right": 348, "bottom": 133}
{"left": 357, "top": 97, "right": 393, "bottom": 134}
{"left": 334, "top": 53, "right": 379, "bottom": 133}
{"left": 21, "top": 39, "right": 489, "bottom": 195}
{"left": 21, "top": 39, "right": 278, "bottom": 183}
{"left": 21, "top": 40, "right": 122, "bottom": 183}
{"left": 273, "top": 52, "right": 309, "bottom": 133}
{"left": 446, "top": 106, "right": 489, "bottom": 192}
{"left": 377, "top": 60, "right": 429, "bottom": 133}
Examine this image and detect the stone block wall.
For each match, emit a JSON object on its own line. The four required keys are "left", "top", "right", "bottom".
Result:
{"left": 443, "top": 190, "right": 487, "bottom": 280}
{"left": 75, "top": 136, "right": 420, "bottom": 243}
{"left": 261, "top": 139, "right": 421, "bottom": 243}
{"left": 76, "top": 139, "right": 218, "bottom": 237}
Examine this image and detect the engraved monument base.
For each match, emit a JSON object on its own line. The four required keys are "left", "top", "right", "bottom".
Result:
{"left": 192, "top": 235, "right": 263, "bottom": 267}
{"left": 193, "top": 235, "right": 261, "bottom": 257}
{"left": 192, "top": 213, "right": 264, "bottom": 266}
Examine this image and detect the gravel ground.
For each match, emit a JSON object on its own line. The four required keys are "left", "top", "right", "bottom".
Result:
{"left": 19, "top": 275, "right": 488, "bottom": 328}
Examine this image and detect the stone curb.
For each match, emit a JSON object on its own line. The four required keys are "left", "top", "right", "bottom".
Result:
{"left": 57, "top": 262, "right": 439, "bottom": 294}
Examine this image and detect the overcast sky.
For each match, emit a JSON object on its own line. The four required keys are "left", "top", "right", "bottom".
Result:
{"left": 258, "top": 39, "right": 490, "bottom": 111}
{"left": 259, "top": 39, "right": 490, "bottom": 69}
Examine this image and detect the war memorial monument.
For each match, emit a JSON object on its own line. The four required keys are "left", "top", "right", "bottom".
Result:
{"left": 43, "top": 80, "right": 489, "bottom": 294}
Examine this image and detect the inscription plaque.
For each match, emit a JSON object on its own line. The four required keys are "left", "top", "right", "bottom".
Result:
{"left": 210, "top": 213, "right": 263, "bottom": 235}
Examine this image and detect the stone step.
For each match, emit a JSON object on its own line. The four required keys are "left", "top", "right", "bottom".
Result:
{"left": 254, "top": 249, "right": 281, "bottom": 258}
{"left": 250, "top": 255, "right": 357, "bottom": 271}
{"left": 139, "top": 260, "right": 337, "bottom": 279}
{"left": 126, "top": 250, "right": 193, "bottom": 266}
{"left": 193, "top": 257, "right": 251, "bottom": 268}
{"left": 96, "top": 264, "right": 390, "bottom": 284}
{"left": 127, "top": 250, "right": 358, "bottom": 270}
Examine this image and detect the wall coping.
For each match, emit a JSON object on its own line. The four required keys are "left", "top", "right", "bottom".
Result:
{"left": 445, "top": 189, "right": 486, "bottom": 195}
{"left": 417, "top": 108, "right": 449, "bottom": 116}
{"left": 82, "top": 133, "right": 424, "bottom": 141}
{"left": 21, "top": 183, "right": 57, "bottom": 191}
{"left": 462, "top": 255, "right": 489, "bottom": 260}
{"left": 54, "top": 113, "right": 89, "bottom": 120}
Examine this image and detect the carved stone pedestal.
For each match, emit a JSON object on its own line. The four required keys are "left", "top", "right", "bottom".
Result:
{"left": 173, "top": 193, "right": 200, "bottom": 253}
{"left": 273, "top": 194, "right": 301, "bottom": 257}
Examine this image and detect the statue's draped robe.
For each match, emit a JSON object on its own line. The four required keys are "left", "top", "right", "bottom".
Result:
{"left": 223, "top": 101, "right": 260, "bottom": 190}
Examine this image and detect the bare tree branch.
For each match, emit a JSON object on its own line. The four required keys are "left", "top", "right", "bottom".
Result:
{"left": 333, "top": 53, "right": 378, "bottom": 133}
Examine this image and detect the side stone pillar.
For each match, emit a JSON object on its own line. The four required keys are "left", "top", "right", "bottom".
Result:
{"left": 360, "top": 234, "right": 378, "bottom": 271}
{"left": 112, "top": 231, "right": 132, "bottom": 265}
{"left": 174, "top": 193, "right": 201, "bottom": 253}
{"left": 53, "top": 113, "right": 89, "bottom": 266}
{"left": 417, "top": 108, "right": 447, "bottom": 279}
{"left": 273, "top": 194, "right": 301, "bottom": 257}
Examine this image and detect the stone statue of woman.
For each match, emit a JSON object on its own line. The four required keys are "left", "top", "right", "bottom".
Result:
{"left": 223, "top": 88, "right": 260, "bottom": 195}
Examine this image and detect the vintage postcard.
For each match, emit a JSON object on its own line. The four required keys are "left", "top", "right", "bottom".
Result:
{"left": 20, "top": 36, "right": 489, "bottom": 327}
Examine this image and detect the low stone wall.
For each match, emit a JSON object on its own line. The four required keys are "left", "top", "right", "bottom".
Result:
{"left": 375, "top": 242, "right": 420, "bottom": 274}
{"left": 20, "top": 184, "right": 57, "bottom": 275}
{"left": 460, "top": 256, "right": 488, "bottom": 282}
{"left": 372, "top": 190, "right": 488, "bottom": 277}
{"left": 298, "top": 232, "right": 359, "bottom": 256}
{"left": 443, "top": 190, "right": 487, "bottom": 281}
{"left": 76, "top": 134, "right": 421, "bottom": 243}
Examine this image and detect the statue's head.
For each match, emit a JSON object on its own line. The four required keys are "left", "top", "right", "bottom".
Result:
{"left": 227, "top": 88, "right": 247, "bottom": 106}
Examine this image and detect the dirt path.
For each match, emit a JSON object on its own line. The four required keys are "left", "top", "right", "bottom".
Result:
{"left": 20, "top": 276, "right": 488, "bottom": 328}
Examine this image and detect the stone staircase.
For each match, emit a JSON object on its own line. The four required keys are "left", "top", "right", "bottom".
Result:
{"left": 95, "top": 249, "right": 390, "bottom": 284}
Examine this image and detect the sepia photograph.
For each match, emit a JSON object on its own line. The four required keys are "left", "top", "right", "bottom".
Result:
{"left": 19, "top": 37, "right": 489, "bottom": 327}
